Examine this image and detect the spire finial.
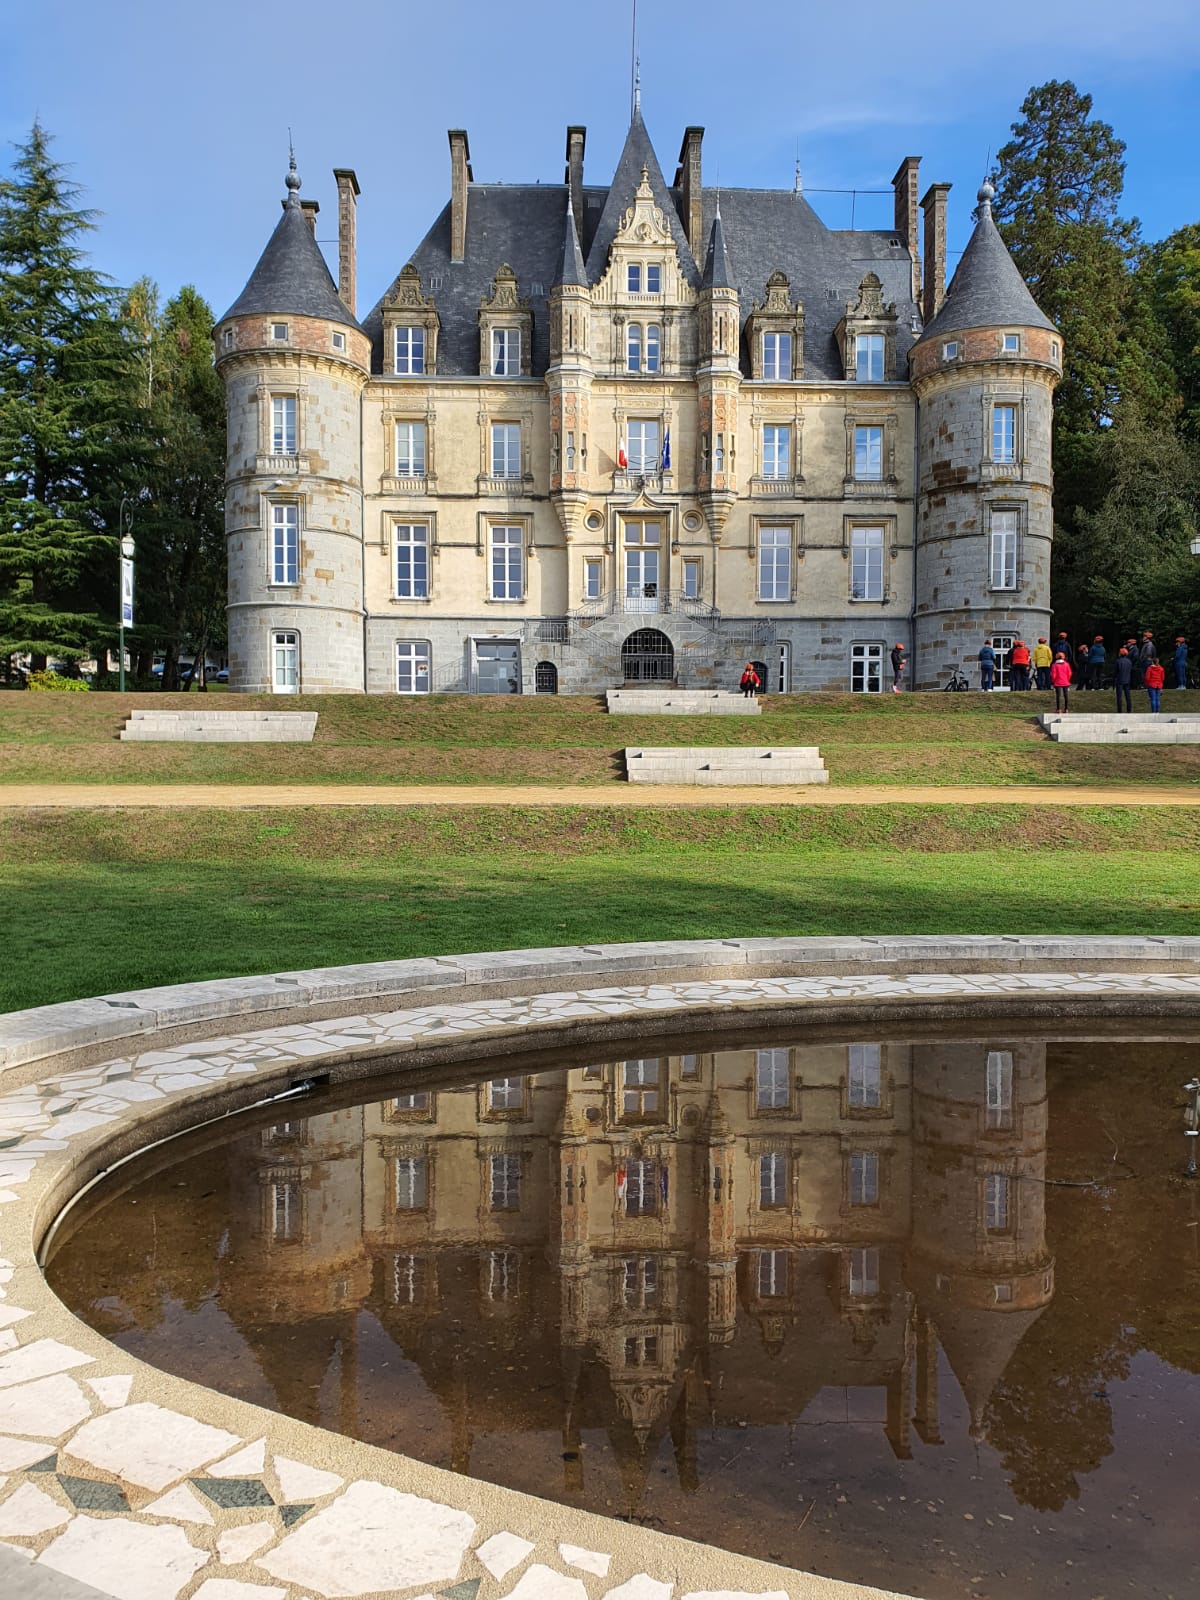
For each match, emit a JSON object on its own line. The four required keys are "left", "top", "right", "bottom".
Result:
{"left": 794, "top": 154, "right": 803, "bottom": 194}
{"left": 285, "top": 131, "right": 301, "bottom": 205}
{"left": 634, "top": 55, "right": 641, "bottom": 112}
{"left": 976, "top": 178, "right": 995, "bottom": 218}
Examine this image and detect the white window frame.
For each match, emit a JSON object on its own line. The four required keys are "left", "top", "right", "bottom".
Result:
{"left": 270, "top": 322, "right": 289, "bottom": 343}
{"left": 489, "top": 524, "right": 524, "bottom": 601}
{"left": 584, "top": 557, "right": 603, "bottom": 601}
{"left": 626, "top": 323, "right": 642, "bottom": 373}
{"left": 851, "top": 641, "right": 885, "bottom": 694}
{"left": 759, "top": 1151, "right": 787, "bottom": 1208}
{"left": 986, "top": 1050, "right": 1014, "bottom": 1130}
{"left": 644, "top": 323, "right": 661, "bottom": 374}
{"left": 626, "top": 263, "right": 642, "bottom": 294}
{"left": 270, "top": 503, "right": 298, "bottom": 585}
{"left": 489, "top": 1152, "right": 521, "bottom": 1211}
{"left": 271, "top": 395, "right": 296, "bottom": 455}
{"left": 271, "top": 630, "right": 299, "bottom": 694}
{"left": 681, "top": 558, "right": 702, "bottom": 601}
{"left": 848, "top": 1043, "right": 882, "bottom": 1108}
{"left": 992, "top": 403, "right": 1017, "bottom": 464}
{"left": 990, "top": 510, "right": 1018, "bottom": 591}
{"left": 856, "top": 333, "right": 884, "bottom": 381}
{"left": 271, "top": 1181, "right": 300, "bottom": 1241}
{"left": 854, "top": 424, "right": 883, "bottom": 481}
{"left": 984, "top": 1172, "right": 1010, "bottom": 1231}
{"left": 492, "top": 327, "right": 521, "bottom": 376}
{"left": 755, "top": 1048, "right": 791, "bottom": 1109}
{"left": 625, "top": 1157, "right": 658, "bottom": 1216}
{"left": 395, "top": 639, "right": 431, "bottom": 694}
{"left": 395, "top": 421, "right": 427, "bottom": 478}
{"left": 491, "top": 422, "right": 522, "bottom": 479}
{"left": 850, "top": 525, "right": 885, "bottom": 601}
{"left": 395, "top": 1156, "right": 427, "bottom": 1210}
{"left": 627, "top": 419, "right": 660, "bottom": 474}
{"left": 394, "top": 525, "right": 430, "bottom": 600}
{"left": 762, "top": 425, "right": 791, "bottom": 479}
{"left": 622, "top": 1058, "right": 662, "bottom": 1120}
{"left": 488, "top": 1077, "right": 524, "bottom": 1111}
{"left": 623, "top": 1256, "right": 658, "bottom": 1307}
{"left": 331, "top": 330, "right": 346, "bottom": 352}
{"left": 646, "top": 263, "right": 661, "bottom": 294}
{"left": 757, "top": 1249, "right": 788, "bottom": 1297}
{"left": 849, "top": 1246, "right": 879, "bottom": 1298}
{"left": 758, "top": 525, "right": 791, "bottom": 602}
{"left": 487, "top": 1250, "right": 519, "bottom": 1300}
{"left": 762, "top": 331, "right": 792, "bottom": 381}
{"left": 942, "top": 339, "right": 959, "bottom": 361}
{"left": 1002, "top": 332, "right": 1021, "bottom": 354}
{"left": 394, "top": 325, "right": 425, "bottom": 374}
{"left": 848, "top": 1150, "right": 879, "bottom": 1206}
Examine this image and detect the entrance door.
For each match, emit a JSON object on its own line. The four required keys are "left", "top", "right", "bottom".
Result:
{"left": 991, "top": 634, "right": 1015, "bottom": 690}
{"left": 475, "top": 640, "right": 521, "bottom": 694}
{"left": 272, "top": 631, "right": 299, "bottom": 694}
{"left": 624, "top": 521, "right": 661, "bottom": 613}
{"left": 777, "top": 642, "right": 791, "bottom": 694}
{"left": 850, "top": 642, "right": 884, "bottom": 694}
{"left": 621, "top": 629, "right": 674, "bottom": 683}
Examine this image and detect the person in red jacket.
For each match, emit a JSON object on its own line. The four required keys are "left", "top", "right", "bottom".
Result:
{"left": 1009, "top": 638, "right": 1031, "bottom": 691}
{"left": 1050, "top": 651, "right": 1072, "bottom": 713}
{"left": 1143, "top": 657, "right": 1165, "bottom": 713}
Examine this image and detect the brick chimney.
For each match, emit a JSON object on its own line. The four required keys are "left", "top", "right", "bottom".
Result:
{"left": 332, "top": 169, "right": 359, "bottom": 316}
{"left": 299, "top": 198, "right": 319, "bottom": 237}
{"left": 921, "top": 183, "right": 952, "bottom": 325}
{"left": 564, "top": 126, "right": 586, "bottom": 244}
{"left": 891, "top": 156, "right": 921, "bottom": 304}
{"left": 449, "top": 129, "right": 472, "bottom": 264}
{"left": 675, "top": 127, "right": 704, "bottom": 264}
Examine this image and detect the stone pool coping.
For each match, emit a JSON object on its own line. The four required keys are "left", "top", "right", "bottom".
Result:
{"left": 2, "top": 937, "right": 1200, "bottom": 1600}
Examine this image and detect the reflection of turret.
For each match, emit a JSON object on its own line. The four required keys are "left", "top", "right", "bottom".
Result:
{"left": 907, "top": 1043, "right": 1054, "bottom": 1439}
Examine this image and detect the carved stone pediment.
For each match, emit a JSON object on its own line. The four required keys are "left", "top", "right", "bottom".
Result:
{"left": 614, "top": 168, "right": 676, "bottom": 250}
{"left": 481, "top": 264, "right": 527, "bottom": 313}
{"left": 847, "top": 271, "right": 894, "bottom": 320}
{"left": 385, "top": 263, "right": 435, "bottom": 311}
{"left": 754, "top": 271, "right": 795, "bottom": 317}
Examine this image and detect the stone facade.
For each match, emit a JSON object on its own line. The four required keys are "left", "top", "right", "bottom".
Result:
{"left": 217, "top": 127, "right": 1060, "bottom": 697}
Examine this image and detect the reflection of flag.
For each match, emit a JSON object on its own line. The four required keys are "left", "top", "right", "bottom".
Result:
{"left": 661, "top": 428, "right": 671, "bottom": 471}
{"left": 616, "top": 1164, "right": 627, "bottom": 1200}
{"left": 659, "top": 1164, "right": 669, "bottom": 1206}
{"left": 618, "top": 434, "right": 627, "bottom": 469}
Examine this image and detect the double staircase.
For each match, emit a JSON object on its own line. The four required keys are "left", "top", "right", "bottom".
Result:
{"left": 119, "top": 709, "right": 318, "bottom": 743}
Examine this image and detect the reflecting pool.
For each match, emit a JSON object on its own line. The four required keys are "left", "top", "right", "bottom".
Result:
{"left": 47, "top": 1029, "right": 1200, "bottom": 1600}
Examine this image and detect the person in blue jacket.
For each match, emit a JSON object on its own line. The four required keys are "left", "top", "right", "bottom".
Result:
{"left": 1087, "top": 635, "right": 1106, "bottom": 691}
{"left": 978, "top": 639, "right": 996, "bottom": 692}
{"left": 1174, "top": 636, "right": 1189, "bottom": 690}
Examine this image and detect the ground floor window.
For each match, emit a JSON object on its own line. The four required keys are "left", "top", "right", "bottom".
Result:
{"left": 851, "top": 641, "right": 884, "bottom": 694}
{"left": 475, "top": 639, "right": 521, "bottom": 694}
{"left": 776, "top": 642, "right": 790, "bottom": 693}
{"left": 271, "top": 631, "right": 299, "bottom": 694}
{"left": 396, "top": 640, "right": 431, "bottom": 694}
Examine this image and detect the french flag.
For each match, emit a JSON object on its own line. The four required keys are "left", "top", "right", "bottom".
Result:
{"left": 618, "top": 433, "right": 627, "bottom": 469}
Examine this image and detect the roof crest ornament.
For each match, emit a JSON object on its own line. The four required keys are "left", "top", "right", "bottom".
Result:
{"left": 976, "top": 178, "right": 995, "bottom": 221}
{"left": 285, "top": 132, "right": 301, "bottom": 207}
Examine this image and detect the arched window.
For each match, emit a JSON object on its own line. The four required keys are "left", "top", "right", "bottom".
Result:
{"left": 626, "top": 323, "right": 642, "bottom": 372}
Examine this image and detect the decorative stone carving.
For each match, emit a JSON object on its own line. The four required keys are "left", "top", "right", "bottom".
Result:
{"left": 381, "top": 263, "right": 441, "bottom": 375}
{"left": 747, "top": 269, "right": 805, "bottom": 380}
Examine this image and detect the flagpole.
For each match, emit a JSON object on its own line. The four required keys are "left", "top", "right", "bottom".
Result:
{"left": 629, "top": 0, "right": 638, "bottom": 121}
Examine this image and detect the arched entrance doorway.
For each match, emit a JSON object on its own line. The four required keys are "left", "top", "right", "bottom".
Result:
{"left": 621, "top": 629, "right": 674, "bottom": 683}
{"left": 534, "top": 661, "right": 558, "bottom": 694}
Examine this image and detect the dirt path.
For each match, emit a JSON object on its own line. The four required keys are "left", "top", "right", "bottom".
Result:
{"left": 2, "top": 782, "right": 1199, "bottom": 809}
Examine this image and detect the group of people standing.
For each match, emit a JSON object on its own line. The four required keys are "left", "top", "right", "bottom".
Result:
{"left": 977, "top": 631, "right": 1187, "bottom": 713}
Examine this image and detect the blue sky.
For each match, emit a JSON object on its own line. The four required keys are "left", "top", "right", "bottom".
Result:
{"left": 3, "top": 0, "right": 1198, "bottom": 318}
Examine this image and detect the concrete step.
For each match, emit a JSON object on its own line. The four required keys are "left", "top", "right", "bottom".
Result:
{"left": 625, "top": 747, "right": 828, "bottom": 784}
{"left": 1039, "top": 712, "right": 1200, "bottom": 744}
{"left": 120, "top": 710, "right": 318, "bottom": 743}
{"left": 606, "top": 690, "right": 761, "bottom": 715}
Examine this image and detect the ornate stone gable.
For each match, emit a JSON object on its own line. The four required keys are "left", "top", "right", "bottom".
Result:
{"left": 478, "top": 264, "right": 532, "bottom": 377}
{"left": 835, "top": 271, "right": 900, "bottom": 382}
{"left": 592, "top": 169, "right": 696, "bottom": 307}
{"left": 747, "top": 270, "right": 805, "bottom": 380}
{"left": 480, "top": 263, "right": 527, "bottom": 314}
{"left": 381, "top": 262, "right": 441, "bottom": 375}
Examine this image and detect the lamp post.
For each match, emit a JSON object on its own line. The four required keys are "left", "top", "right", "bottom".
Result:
{"left": 118, "top": 497, "right": 136, "bottom": 693}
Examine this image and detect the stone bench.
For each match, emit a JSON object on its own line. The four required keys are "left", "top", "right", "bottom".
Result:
{"left": 625, "top": 746, "right": 828, "bottom": 784}
{"left": 606, "top": 689, "right": 761, "bottom": 715}
{"left": 120, "top": 710, "right": 319, "bottom": 743}
{"left": 1039, "top": 712, "right": 1200, "bottom": 745}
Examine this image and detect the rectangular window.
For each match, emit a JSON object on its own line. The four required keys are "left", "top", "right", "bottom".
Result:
{"left": 395, "top": 640, "right": 430, "bottom": 694}
{"left": 623, "top": 1256, "right": 658, "bottom": 1307}
{"left": 489, "top": 525, "right": 524, "bottom": 600}
{"left": 993, "top": 404, "right": 1017, "bottom": 463}
{"left": 681, "top": 559, "right": 701, "bottom": 600}
{"left": 850, "top": 525, "right": 884, "bottom": 601}
{"left": 755, "top": 1048, "right": 790, "bottom": 1109}
{"left": 763, "top": 332, "right": 792, "bottom": 381}
{"left": 331, "top": 330, "right": 346, "bottom": 352}
{"left": 488, "top": 1077, "right": 524, "bottom": 1111}
{"left": 394, "top": 325, "right": 425, "bottom": 374}
{"left": 394, "top": 525, "right": 429, "bottom": 600}
{"left": 849, "top": 1150, "right": 879, "bottom": 1206}
{"left": 758, "top": 1249, "right": 788, "bottom": 1297}
{"left": 942, "top": 340, "right": 959, "bottom": 361}
{"left": 270, "top": 503, "right": 298, "bottom": 585}
{"left": 487, "top": 1250, "right": 519, "bottom": 1300}
{"left": 390, "top": 1252, "right": 427, "bottom": 1305}
{"left": 848, "top": 1043, "right": 882, "bottom": 1108}
{"left": 762, "top": 425, "right": 790, "bottom": 479}
{"left": 584, "top": 558, "right": 603, "bottom": 601}
{"left": 624, "top": 1335, "right": 658, "bottom": 1366}
{"left": 625, "top": 1157, "right": 658, "bottom": 1216}
{"left": 390, "top": 1093, "right": 429, "bottom": 1112}
{"left": 271, "top": 322, "right": 289, "bottom": 342}
{"left": 627, "top": 419, "right": 660, "bottom": 473}
{"left": 854, "top": 425, "right": 883, "bottom": 480}
{"left": 849, "top": 1247, "right": 879, "bottom": 1298}
{"left": 491, "top": 423, "right": 521, "bottom": 478}
{"left": 645, "top": 324, "right": 660, "bottom": 374}
{"left": 646, "top": 263, "right": 661, "bottom": 294}
{"left": 271, "top": 395, "right": 296, "bottom": 455}
{"left": 759, "top": 1151, "right": 787, "bottom": 1208}
{"left": 990, "top": 511, "right": 1018, "bottom": 590}
{"left": 475, "top": 639, "right": 520, "bottom": 693}
{"left": 490, "top": 1153, "right": 521, "bottom": 1211}
{"left": 492, "top": 328, "right": 520, "bottom": 376}
{"left": 395, "top": 422, "right": 426, "bottom": 477}
{"left": 851, "top": 641, "right": 884, "bottom": 694}
{"left": 856, "top": 333, "right": 884, "bottom": 381}
{"left": 985, "top": 1172, "right": 1010, "bottom": 1231}
{"left": 679, "top": 1053, "right": 700, "bottom": 1078}
{"left": 626, "top": 323, "right": 642, "bottom": 373}
{"left": 986, "top": 1051, "right": 1014, "bottom": 1130}
{"left": 271, "top": 1181, "right": 299, "bottom": 1241}
{"left": 758, "top": 526, "right": 791, "bottom": 602}
{"left": 627, "top": 263, "right": 642, "bottom": 294}
{"left": 1003, "top": 333, "right": 1021, "bottom": 353}
{"left": 622, "top": 1058, "right": 661, "bottom": 1119}
{"left": 395, "top": 1156, "right": 427, "bottom": 1210}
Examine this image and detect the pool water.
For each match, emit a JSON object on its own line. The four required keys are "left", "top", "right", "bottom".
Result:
{"left": 46, "top": 1030, "right": 1200, "bottom": 1600}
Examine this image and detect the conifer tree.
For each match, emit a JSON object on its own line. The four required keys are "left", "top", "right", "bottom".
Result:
{"left": 0, "top": 123, "right": 142, "bottom": 667}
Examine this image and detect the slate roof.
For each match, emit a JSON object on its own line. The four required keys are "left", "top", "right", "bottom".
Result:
{"left": 699, "top": 209, "right": 734, "bottom": 290}
{"left": 221, "top": 193, "right": 362, "bottom": 330}
{"left": 556, "top": 201, "right": 588, "bottom": 289}
{"left": 918, "top": 196, "right": 1055, "bottom": 342}
{"left": 359, "top": 113, "right": 927, "bottom": 381}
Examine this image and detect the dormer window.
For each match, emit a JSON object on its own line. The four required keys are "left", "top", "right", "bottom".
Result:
{"left": 748, "top": 272, "right": 804, "bottom": 381}
{"left": 763, "top": 332, "right": 792, "bottom": 381}
{"left": 478, "top": 264, "right": 532, "bottom": 378}
{"left": 856, "top": 334, "right": 885, "bottom": 381}
{"left": 492, "top": 328, "right": 521, "bottom": 376}
{"left": 627, "top": 264, "right": 641, "bottom": 293}
{"left": 837, "top": 273, "right": 898, "bottom": 383}
{"left": 646, "top": 264, "right": 661, "bottom": 294}
{"left": 395, "top": 326, "right": 425, "bottom": 374}
{"left": 1002, "top": 333, "right": 1021, "bottom": 354}
{"left": 382, "top": 263, "right": 441, "bottom": 377}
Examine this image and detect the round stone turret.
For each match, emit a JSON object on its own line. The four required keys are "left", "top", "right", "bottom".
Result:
{"left": 908, "top": 186, "right": 1061, "bottom": 690}
{"left": 215, "top": 161, "right": 370, "bottom": 694}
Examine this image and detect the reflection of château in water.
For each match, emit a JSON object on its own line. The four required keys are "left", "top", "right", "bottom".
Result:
{"left": 224, "top": 1041, "right": 1052, "bottom": 1498}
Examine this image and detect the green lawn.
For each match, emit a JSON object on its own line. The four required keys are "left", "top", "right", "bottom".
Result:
{"left": 3, "top": 689, "right": 1200, "bottom": 787}
{"left": 4, "top": 805, "right": 1199, "bottom": 1012}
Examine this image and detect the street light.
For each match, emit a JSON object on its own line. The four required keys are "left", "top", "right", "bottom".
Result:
{"left": 118, "top": 496, "right": 136, "bottom": 693}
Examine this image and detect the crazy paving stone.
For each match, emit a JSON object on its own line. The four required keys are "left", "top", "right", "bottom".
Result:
{"left": 143, "top": 1483, "right": 215, "bottom": 1525}
{"left": 0, "top": 1481, "right": 71, "bottom": 1537}
{"left": 85, "top": 1375, "right": 133, "bottom": 1409}
{"left": 560, "top": 1544, "right": 611, "bottom": 1577}
{"left": 442, "top": 1581, "right": 481, "bottom": 1600}
{"left": 58, "top": 1474, "right": 130, "bottom": 1512}
{"left": 476, "top": 1531, "right": 535, "bottom": 1580}
{"left": 272, "top": 1455, "right": 341, "bottom": 1502}
{"left": 256, "top": 1482, "right": 475, "bottom": 1598}
{"left": 499, "top": 1564, "right": 590, "bottom": 1600}
{"left": 37, "top": 1514, "right": 209, "bottom": 1600}
{"left": 0, "top": 1374, "right": 92, "bottom": 1438}
{"left": 209, "top": 1438, "right": 266, "bottom": 1478}
{"left": 193, "top": 1582, "right": 288, "bottom": 1600}
{"left": 65, "top": 1402, "right": 240, "bottom": 1491}
{"left": 0, "top": 1437, "right": 55, "bottom": 1472}
{"left": 0, "top": 1338, "right": 94, "bottom": 1390}
{"left": 278, "top": 1503, "right": 312, "bottom": 1527}
{"left": 217, "top": 1520, "right": 277, "bottom": 1564}
{"left": 195, "top": 1477, "right": 276, "bottom": 1509}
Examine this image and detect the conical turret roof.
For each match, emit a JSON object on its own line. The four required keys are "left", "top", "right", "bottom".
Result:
{"left": 919, "top": 186, "right": 1054, "bottom": 342}
{"left": 221, "top": 163, "right": 362, "bottom": 330}
{"left": 554, "top": 200, "right": 589, "bottom": 289}
{"left": 700, "top": 206, "right": 735, "bottom": 290}
{"left": 584, "top": 106, "right": 698, "bottom": 285}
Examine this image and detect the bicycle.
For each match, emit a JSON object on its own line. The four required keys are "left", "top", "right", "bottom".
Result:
{"left": 943, "top": 666, "right": 971, "bottom": 692}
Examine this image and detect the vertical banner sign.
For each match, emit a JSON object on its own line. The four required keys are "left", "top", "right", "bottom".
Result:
{"left": 120, "top": 558, "right": 135, "bottom": 628}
